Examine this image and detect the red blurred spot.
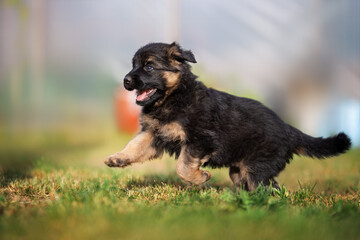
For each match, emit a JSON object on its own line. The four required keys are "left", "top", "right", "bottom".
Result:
{"left": 114, "top": 87, "right": 141, "bottom": 134}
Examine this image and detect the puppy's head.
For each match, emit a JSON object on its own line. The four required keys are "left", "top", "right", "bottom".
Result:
{"left": 123, "top": 42, "right": 196, "bottom": 106}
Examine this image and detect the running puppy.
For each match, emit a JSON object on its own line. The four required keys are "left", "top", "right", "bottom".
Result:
{"left": 104, "top": 42, "right": 351, "bottom": 191}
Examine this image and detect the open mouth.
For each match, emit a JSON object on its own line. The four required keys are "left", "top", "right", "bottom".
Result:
{"left": 136, "top": 88, "right": 157, "bottom": 102}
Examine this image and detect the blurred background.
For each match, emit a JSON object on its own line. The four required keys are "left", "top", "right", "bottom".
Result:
{"left": 0, "top": 0, "right": 359, "bottom": 172}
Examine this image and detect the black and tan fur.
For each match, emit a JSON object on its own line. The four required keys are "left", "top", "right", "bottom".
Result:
{"left": 104, "top": 42, "right": 351, "bottom": 191}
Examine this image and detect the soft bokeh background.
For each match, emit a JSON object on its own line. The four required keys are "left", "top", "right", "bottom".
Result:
{"left": 0, "top": 0, "right": 359, "bottom": 177}
{"left": 1, "top": 2, "right": 360, "bottom": 239}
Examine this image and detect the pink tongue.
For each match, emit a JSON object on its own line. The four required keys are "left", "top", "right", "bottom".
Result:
{"left": 136, "top": 90, "right": 149, "bottom": 101}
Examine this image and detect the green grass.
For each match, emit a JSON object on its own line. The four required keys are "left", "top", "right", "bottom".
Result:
{"left": 0, "top": 129, "right": 359, "bottom": 240}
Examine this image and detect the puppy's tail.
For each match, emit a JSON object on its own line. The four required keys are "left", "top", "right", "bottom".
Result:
{"left": 292, "top": 128, "right": 351, "bottom": 159}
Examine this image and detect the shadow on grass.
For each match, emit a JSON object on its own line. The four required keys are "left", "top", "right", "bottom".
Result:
{"left": 0, "top": 150, "right": 39, "bottom": 187}
{"left": 125, "top": 173, "right": 229, "bottom": 190}
{"left": 0, "top": 130, "right": 103, "bottom": 187}
{"left": 126, "top": 174, "right": 188, "bottom": 188}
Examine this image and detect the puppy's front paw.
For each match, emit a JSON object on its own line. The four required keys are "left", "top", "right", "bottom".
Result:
{"left": 202, "top": 170, "right": 212, "bottom": 182}
{"left": 191, "top": 170, "right": 212, "bottom": 185}
{"left": 104, "top": 153, "right": 130, "bottom": 168}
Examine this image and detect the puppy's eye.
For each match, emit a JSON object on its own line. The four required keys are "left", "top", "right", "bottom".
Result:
{"left": 144, "top": 65, "right": 153, "bottom": 71}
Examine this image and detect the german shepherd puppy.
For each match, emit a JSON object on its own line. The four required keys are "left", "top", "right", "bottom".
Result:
{"left": 104, "top": 42, "right": 351, "bottom": 191}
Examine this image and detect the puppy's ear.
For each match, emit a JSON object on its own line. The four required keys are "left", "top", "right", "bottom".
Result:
{"left": 169, "top": 42, "right": 197, "bottom": 63}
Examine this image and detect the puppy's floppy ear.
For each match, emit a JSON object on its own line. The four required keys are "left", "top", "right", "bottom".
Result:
{"left": 169, "top": 42, "right": 197, "bottom": 63}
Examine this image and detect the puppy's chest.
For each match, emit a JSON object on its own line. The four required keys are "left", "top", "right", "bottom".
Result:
{"left": 140, "top": 115, "right": 186, "bottom": 143}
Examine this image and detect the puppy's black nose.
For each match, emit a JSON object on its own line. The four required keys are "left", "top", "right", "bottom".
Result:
{"left": 123, "top": 74, "right": 135, "bottom": 91}
{"left": 124, "top": 75, "right": 132, "bottom": 85}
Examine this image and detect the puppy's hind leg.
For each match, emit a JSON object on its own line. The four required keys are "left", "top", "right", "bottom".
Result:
{"left": 176, "top": 147, "right": 212, "bottom": 185}
{"left": 229, "top": 163, "right": 249, "bottom": 190}
{"left": 241, "top": 159, "right": 283, "bottom": 192}
{"left": 268, "top": 178, "right": 280, "bottom": 190}
{"left": 229, "top": 166, "right": 241, "bottom": 187}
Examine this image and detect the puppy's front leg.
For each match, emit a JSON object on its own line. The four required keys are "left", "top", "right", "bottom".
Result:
{"left": 104, "top": 131, "right": 161, "bottom": 168}
{"left": 176, "top": 147, "right": 211, "bottom": 185}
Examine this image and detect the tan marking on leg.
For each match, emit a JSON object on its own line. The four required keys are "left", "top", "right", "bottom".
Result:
{"left": 176, "top": 147, "right": 211, "bottom": 185}
{"left": 229, "top": 166, "right": 242, "bottom": 187}
{"left": 104, "top": 131, "right": 162, "bottom": 168}
{"left": 229, "top": 162, "right": 257, "bottom": 191}
{"left": 238, "top": 161, "right": 257, "bottom": 191}
{"left": 246, "top": 181, "right": 257, "bottom": 191}
{"left": 239, "top": 161, "right": 250, "bottom": 181}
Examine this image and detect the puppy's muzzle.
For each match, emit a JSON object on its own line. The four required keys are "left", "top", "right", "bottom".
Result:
{"left": 123, "top": 74, "right": 140, "bottom": 91}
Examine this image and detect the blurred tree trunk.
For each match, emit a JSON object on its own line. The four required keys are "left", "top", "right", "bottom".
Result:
{"left": 0, "top": 1, "right": 27, "bottom": 132}
{"left": 29, "top": 0, "right": 47, "bottom": 127}
{"left": 165, "top": 0, "right": 181, "bottom": 42}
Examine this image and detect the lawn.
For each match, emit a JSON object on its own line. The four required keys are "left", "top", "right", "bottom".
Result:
{"left": 0, "top": 128, "right": 359, "bottom": 240}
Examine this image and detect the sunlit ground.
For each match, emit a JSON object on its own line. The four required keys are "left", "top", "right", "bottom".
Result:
{"left": 0, "top": 124, "right": 359, "bottom": 240}
{"left": 4, "top": 124, "right": 356, "bottom": 190}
